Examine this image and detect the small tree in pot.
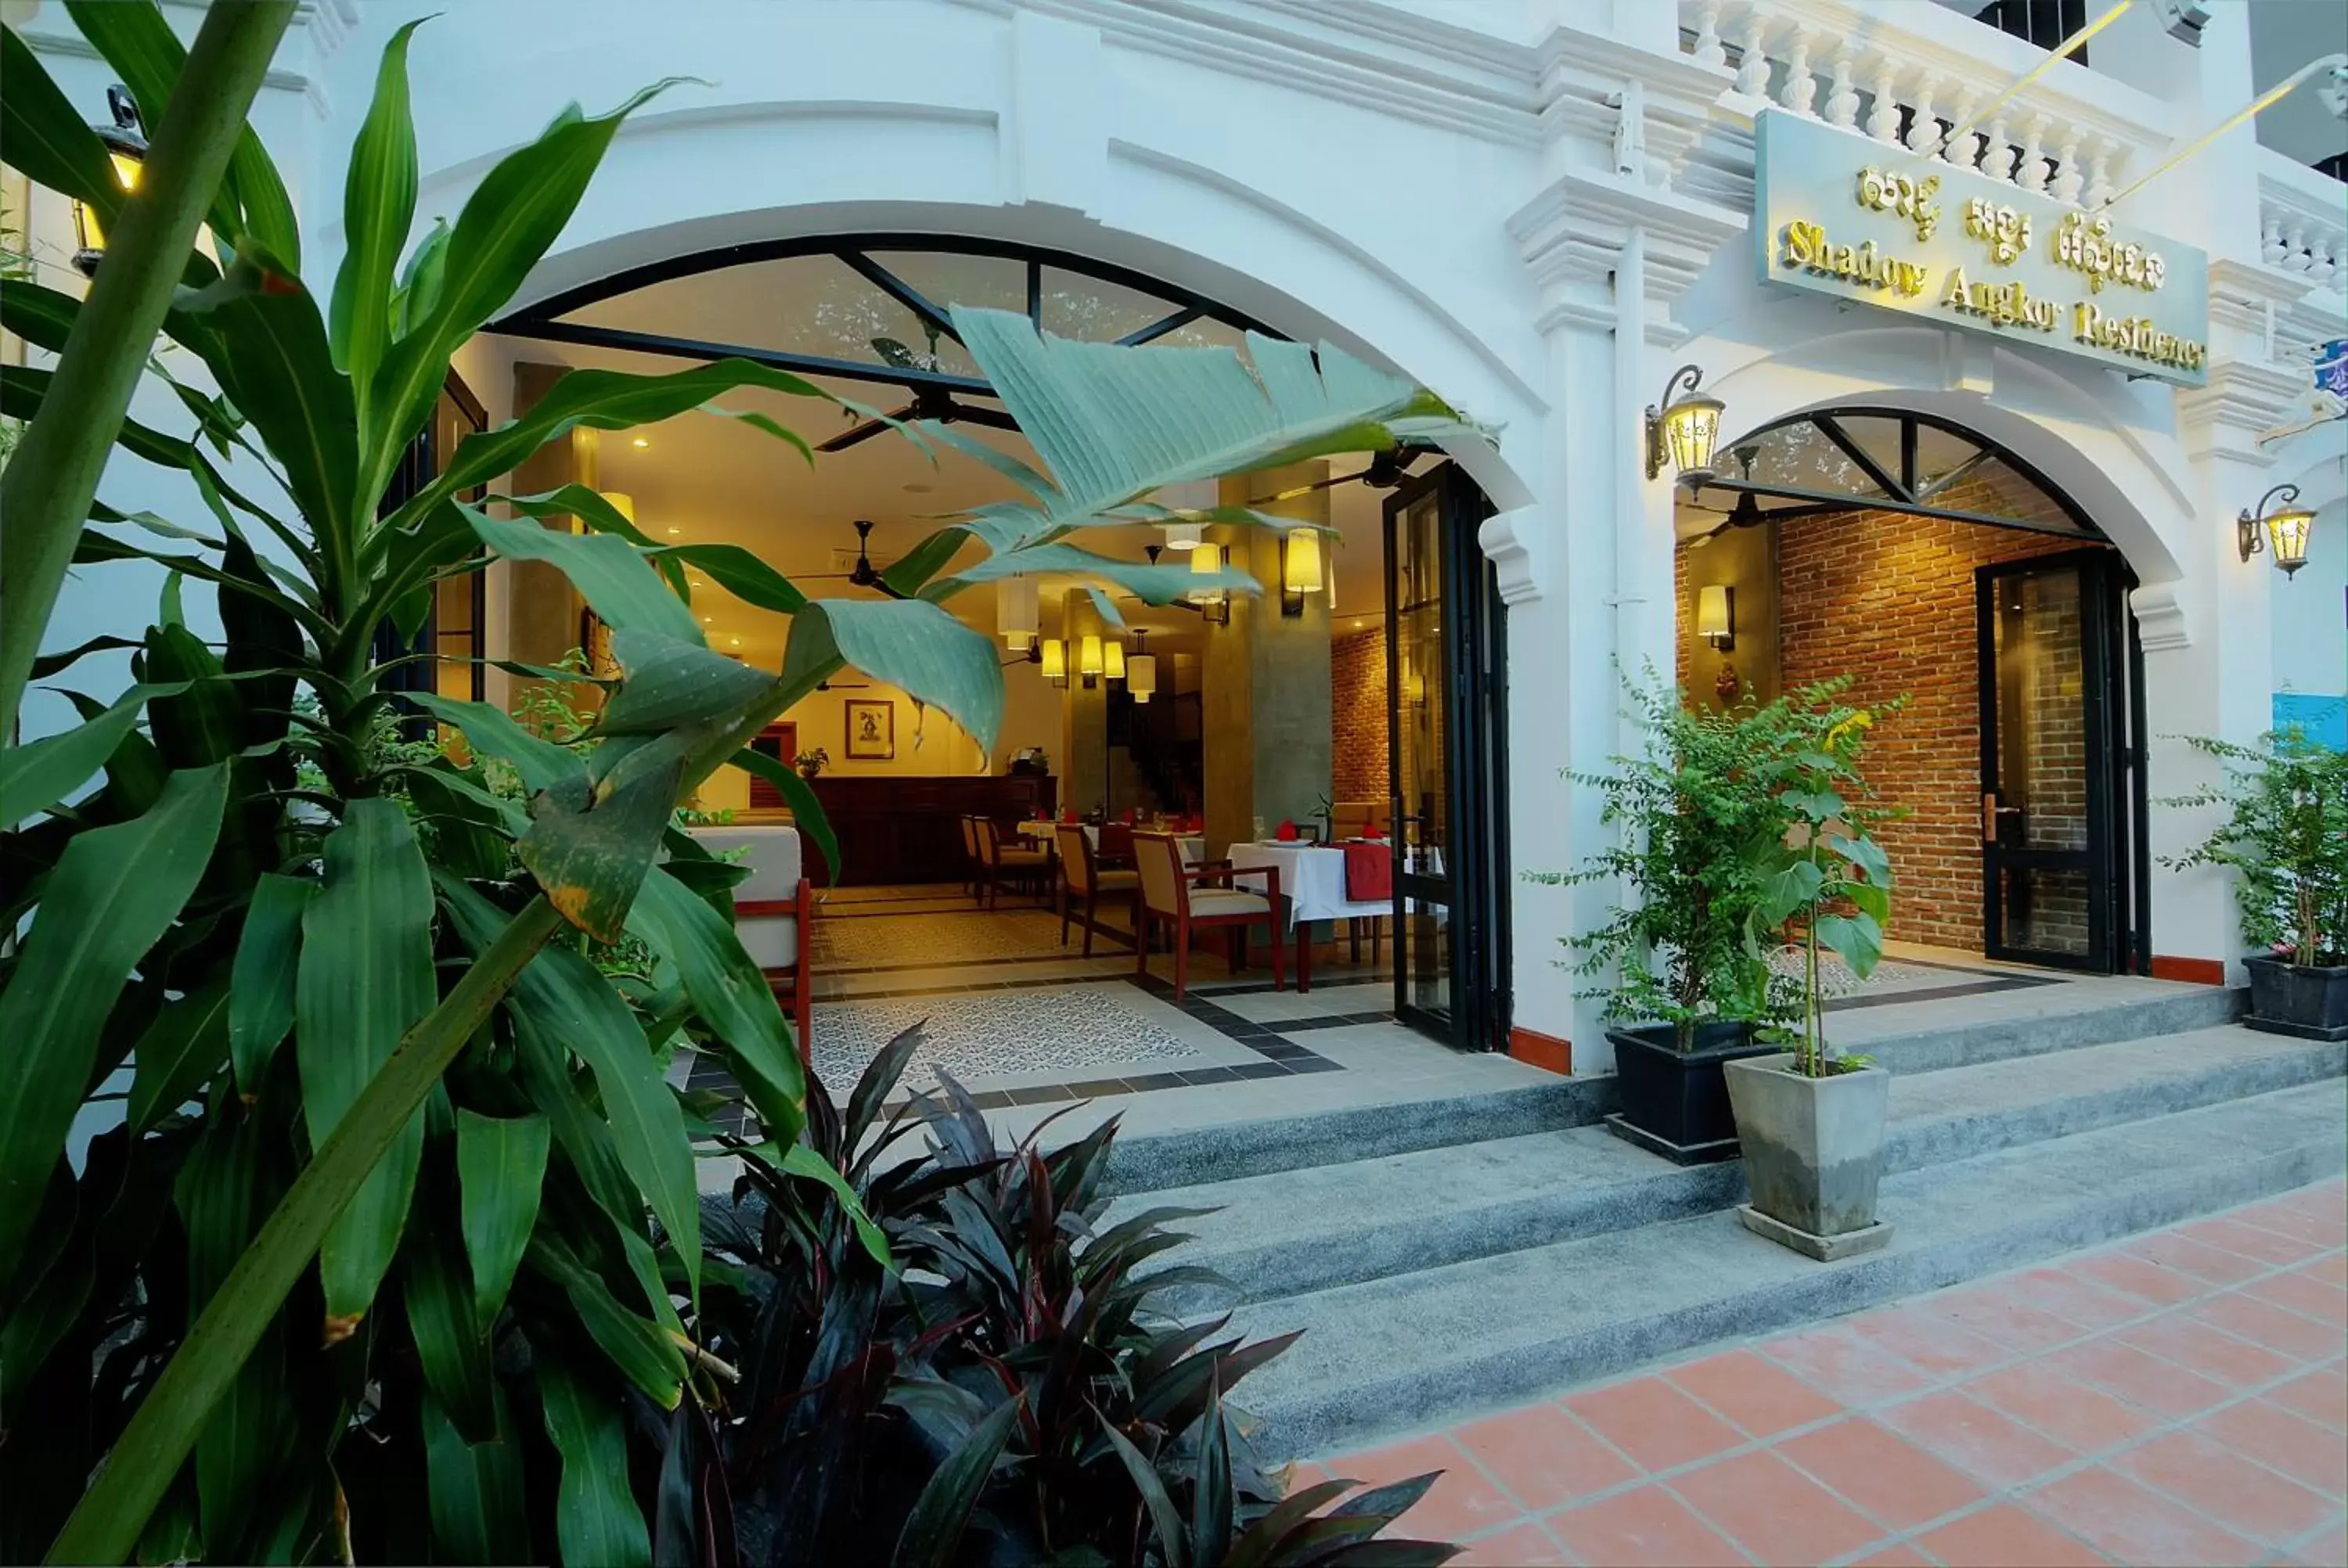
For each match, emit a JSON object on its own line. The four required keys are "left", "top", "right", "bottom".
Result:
{"left": 1726, "top": 690, "right": 1902, "bottom": 1261}
{"left": 2163, "top": 728, "right": 2348, "bottom": 1041}
{"left": 1538, "top": 680, "right": 1799, "bottom": 1164}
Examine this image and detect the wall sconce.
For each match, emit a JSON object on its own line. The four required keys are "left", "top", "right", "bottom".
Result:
{"left": 998, "top": 573, "right": 1039, "bottom": 652}
{"left": 1189, "top": 543, "right": 1232, "bottom": 624}
{"left": 1696, "top": 584, "right": 1735, "bottom": 649}
{"left": 1078, "top": 633, "right": 1104, "bottom": 688}
{"left": 1127, "top": 630, "right": 1158, "bottom": 703}
{"left": 1280, "top": 527, "right": 1323, "bottom": 617}
{"left": 1104, "top": 638, "right": 1126, "bottom": 682}
{"left": 1644, "top": 363, "right": 1724, "bottom": 487}
{"left": 71, "top": 86, "right": 146, "bottom": 279}
{"left": 1040, "top": 637, "right": 1067, "bottom": 685}
{"left": 2238, "top": 484, "right": 2315, "bottom": 578}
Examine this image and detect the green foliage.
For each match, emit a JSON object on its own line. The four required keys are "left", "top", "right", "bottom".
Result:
{"left": 2162, "top": 728, "right": 2348, "bottom": 968}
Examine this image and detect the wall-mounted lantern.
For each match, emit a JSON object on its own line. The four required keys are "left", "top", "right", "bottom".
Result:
{"left": 1697, "top": 584, "right": 1736, "bottom": 649}
{"left": 1644, "top": 364, "right": 1724, "bottom": 487}
{"left": 998, "top": 574, "right": 1039, "bottom": 653}
{"left": 71, "top": 86, "right": 146, "bottom": 279}
{"left": 1040, "top": 637, "right": 1067, "bottom": 685}
{"left": 1104, "top": 638, "right": 1126, "bottom": 682}
{"left": 1077, "top": 633, "right": 1104, "bottom": 689}
{"left": 1280, "top": 527, "right": 1323, "bottom": 617}
{"left": 1189, "top": 543, "right": 1232, "bottom": 625}
{"left": 1127, "top": 630, "right": 1158, "bottom": 703}
{"left": 2238, "top": 484, "right": 2315, "bottom": 578}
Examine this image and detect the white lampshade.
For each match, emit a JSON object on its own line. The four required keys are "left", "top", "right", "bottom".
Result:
{"left": 1284, "top": 527, "right": 1323, "bottom": 594}
{"left": 1187, "top": 541, "right": 1226, "bottom": 606}
{"left": 998, "top": 574, "right": 1039, "bottom": 650}
{"left": 1154, "top": 480, "right": 1215, "bottom": 552}
{"left": 1128, "top": 651, "right": 1158, "bottom": 703}
{"left": 1697, "top": 584, "right": 1734, "bottom": 646}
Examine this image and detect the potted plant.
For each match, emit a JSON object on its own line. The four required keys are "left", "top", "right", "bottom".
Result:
{"left": 794, "top": 744, "right": 832, "bottom": 779}
{"left": 1725, "top": 690, "right": 1900, "bottom": 1261}
{"left": 2164, "top": 728, "right": 2348, "bottom": 1040}
{"left": 1540, "top": 681, "right": 1796, "bottom": 1164}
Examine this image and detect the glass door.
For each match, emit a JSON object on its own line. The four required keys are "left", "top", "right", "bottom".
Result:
{"left": 1976, "top": 551, "right": 2121, "bottom": 969}
{"left": 1384, "top": 464, "right": 1508, "bottom": 1047}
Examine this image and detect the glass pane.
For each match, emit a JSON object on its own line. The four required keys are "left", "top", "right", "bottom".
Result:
{"left": 1911, "top": 423, "right": 1982, "bottom": 495}
{"left": 563, "top": 254, "right": 961, "bottom": 375}
{"left": 1953, "top": 456, "right": 2090, "bottom": 534}
{"left": 1997, "top": 866, "right": 2092, "bottom": 955}
{"left": 1393, "top": 491, "right": 1449, "bottom": 880}
{"left": 1988, "top": 566, "right": 2088, "bottom": 851}
{"left": 1157, "top": 316, "right": 1251, "bottom": 352}
{"left": 1734, "top": 419, "right": 1892, "bottom": 499}
{"left": 1402, "top": 897, "right": 1452, "bottom": 1020}
{"left": 1831, "top": 415, "right": 1906, "bottom": 488}
{"left": 1040, "top": 265, "right": 1180, "bottom": 341}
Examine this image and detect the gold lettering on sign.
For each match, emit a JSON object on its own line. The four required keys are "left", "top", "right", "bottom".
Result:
{"left": 1780, "top": 220, "right": 1931, "bottom": 297}
{"left": 1961, "top": 197, "right": 2032, "bottom": 264}
{"left": 2074, "top": 302, "right": 2205, "bottom": 371}
{"left": 1939, "top": 267, "right": 2059, "bottom": 333}
{"left": 1855, "top": 165, "right": 1941, "bottom": 242}
{"left": 2053, "top": 211, "right": 2166, "bottom": 293}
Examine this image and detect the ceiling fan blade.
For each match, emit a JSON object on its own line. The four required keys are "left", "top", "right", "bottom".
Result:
{"left": 946, "top": 402, "right": 1021, "bottom": 433}
{"left": 816, "top": 402, "right": 920, "bottom": 454}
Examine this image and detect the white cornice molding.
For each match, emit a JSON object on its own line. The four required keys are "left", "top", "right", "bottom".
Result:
{"left": 2176, "top": 356, "right": 2308, "bottom": 442}
{"left": 26, "top": 0, "right": 343, "bottom": 117}
{"left": 1478, "top": 507, "right": 1543, "bottom": 605}
{"left": 1509, "top": 165, "right": 1746, "bottom": 305}
{"left": 2130, "top": 582, "right": 2190, "bottom": 653}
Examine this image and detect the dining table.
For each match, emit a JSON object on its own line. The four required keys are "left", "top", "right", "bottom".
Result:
{"left": 1017, "top": 820, "right": 1207, "bottom": 864}
{"left": 1224, "top": 839, "right": 1392, "bottom": 994}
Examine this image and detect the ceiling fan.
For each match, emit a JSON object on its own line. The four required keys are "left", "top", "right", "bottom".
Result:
{"left": 799, "top": 519, "right": 910, "bottom": 599}
{"left": 1250, "top": 444, "right": 1430, "bottom": 504}
{"left": 816, "top": 384, "right": 1021, "bottom": 455}
{"left": 1682, "top": 446, "right": 1768, "bottom": 548}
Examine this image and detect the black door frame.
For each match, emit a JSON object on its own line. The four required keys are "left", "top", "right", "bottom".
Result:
{"left": 1383, "top": 462, "right": 1511, "bottom": 1050}
{"left": 1975, "top": 546, "right": 2135, "bottom": 971}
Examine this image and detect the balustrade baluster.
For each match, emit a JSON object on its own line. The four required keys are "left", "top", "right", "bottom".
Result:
{"left": 2082, "top": 136, "right": 2115, "bottom": 207}
{"left": 2282, "top": 223, "right": 2314, "bottom": 274}
{"left": 1732, "top": 8, "right": 1773, "bottom": 97}
{"left": 2015, "top": 113, "right": 2049, "bottom": 193}
{"left": 1781, "top": 25, "right": 1817, "bottom": 117}
{"left": 1864, "top": 57, "right": 1901, "bottom": 141}
{"left": 2263, "top": 217, "right": 2290, "bottom": 267}
{"left": 1982, "top": 115, "right": 2011, "bottom": 183}
{"left": 1903, "top": 72, "right": 1941, "bottom": 153}
{"left": 1943, "top": 88, "right": 1982, "bottom": 166}
{"left": 1691, "top": 0, "right": 1727, "bottom": 68}
{"left": 1824, "top": 46, "right": 1860, "bottom": 128}
{"left": 2051, "top": 126, "right": 2085, "bottom": 204}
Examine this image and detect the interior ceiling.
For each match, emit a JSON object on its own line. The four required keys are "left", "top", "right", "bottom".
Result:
{"left": 493, "top": 260, "right": 1392, "bottom": 670}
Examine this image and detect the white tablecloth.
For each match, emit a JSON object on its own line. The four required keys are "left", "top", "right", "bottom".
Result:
{"left": 1226, "top": 841, "right": 1391, "bottom": 926}
{"left": 1018, "top": 821, "right": 1204, "bottom": 862}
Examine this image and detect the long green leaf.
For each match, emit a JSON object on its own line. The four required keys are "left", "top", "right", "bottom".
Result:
{"left": 626, "top": 867, "right": 806, "bottom": 1145}
{"left": 406, "top": 690, "right": 586, "bottom": 798}
{"left": 456, "top": 1109, "right": 549, "bottom": 1333}
{"left": 0, "top": 762, "right": 227, "bottom": 1291}
{"left": 936, "top": 540, "right": 1254, "bottom": 606}
{"left": 779, "top": 597, "right": 1004, "bottom": 753}
{"left": 538, "top": 1353, "right": 653, "bottom": 1568}
{"left": 769, "top": 1142, "right": 888, "bottom": 1267}
{"left": 127, "top": 973, "right": 233, "bottom": 1133}
{"left": 0, "top": 682, "right": 184, "bottom": 826}
{"left": 228, "top": 872, "right": 312, "bottom": 1091}
{"left": 726, "top": 746, "right": 838, "bottom": 886}
{"left": 1100, "top": 1415, "right": 1188, "bottom": 1568}
{"left": 597, "top": 628, "right": 777, "bottom": 735}
{"left": 468, "top": 509, "right": 704, "bottom": 645}
{"left": 895, "top": 1391, "right": 1023, "bottom": 1568}
{"left": 405, "top": 1182, "right": 496, "bottom": 1442}
{"left": 297, "top": 798, "right": 438, "bottom": 1330}
{"left": 329, "top": 19, "right": 423, "bottom": 397}
{"left": 423, "top": 1385, "right": 532, "bottom": 1566}
{"left": 0, "top": 24, "right": 127, "bottom": 236}
{"left": 528, "top": 1234, "right": 687, "bottom": 1409}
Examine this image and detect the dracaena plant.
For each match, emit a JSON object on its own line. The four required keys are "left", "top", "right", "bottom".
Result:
{"left": 0, "top": 6, "right": 1473, "bottom": 1560}
{"left": 2162, "top": 728, "right": 2348, "bottom": 969}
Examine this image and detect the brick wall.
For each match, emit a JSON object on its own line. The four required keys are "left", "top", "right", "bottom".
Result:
{"left": 1331, "top": 625, "right": 1388, "bottom": 804}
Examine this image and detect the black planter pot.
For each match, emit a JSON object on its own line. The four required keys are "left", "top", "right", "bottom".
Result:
{"left": 2243, "top": 956, "right": 2348, "bottom": 1041}
{"left": 1604, "top": 1020, "right": 1779, "bottom": 1165}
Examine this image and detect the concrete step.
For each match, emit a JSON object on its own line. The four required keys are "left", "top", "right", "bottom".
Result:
{"left": 1124, "top": 1027, "right": 2342, "bottom": 1311}
{"left": 1830, "top": 978, "right": 2243, "bottom": 1074}
{"left": 1219, "top": 1081, "right": 2348, "bottom": 1460}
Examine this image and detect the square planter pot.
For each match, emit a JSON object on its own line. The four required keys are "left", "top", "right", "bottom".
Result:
{"left": 1723, "top": 1052, "right": 1893, "bottom": 1261}
{"left": 1604, "top": 1022, "right": 1779, "bottom": 1165}
{"left": 2243, "top": 956, "right": 2348, "bottom": 1042}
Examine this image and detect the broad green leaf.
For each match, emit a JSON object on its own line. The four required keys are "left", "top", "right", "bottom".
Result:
{"left": 895, "top": 1392, "right": 1023, "bottom": 1568}
{"left": 597, "top": 628, "right": 778, "bottom": 735}
{"left": 141, "top": 624, "right": 246, "bottom": 768}
{"left": 1756, "top": 859, "right": 1825, "bottom": 926}
{"left": 127, "top": 973, "right": 233, "bottom": 1133}
{"left": 329, "top": 20, "right": 424, "bottom": 395}
{"left": 438, "top": 879, "right": 700, "bottom": 1302}
{"left": 780, "top": 598, "right": 1004, "bottom": 753}
{"left": 392, "top": 218, "right": 450, "bottom": 338}
{"left": 538, "top": 1353, "right": 654, "bottom": 1568}
{"left": 626, "top": 867, "right": 806, "bottom": 1145}
{"left": 406, "top": 1185, "right": 496, "bottom": 1442}
{"left": 1836, "top": 830, "right": 1893, "bottom": 886}
{"left": 297, "top": 798, "right": 437, "bottom": 1329}
{"left": 229, "top": 872, "right": 312, "bottom": 1091}
{"left": 1779, "top": 787, "right": 1847, "bottom": 823}
{"left": 423, "top": 1386, "right": 531, "bottom": 1566}
{"left": 1813, "top": 911, "right": 1885, "bottom": 980}
{"left": 769, "top": 1142, "right": 889, "bottom": 1267}
{"left": 657, "top": 542, "right": 808, "bottom": 615}
{"left": 0, "top": 762, "right": 227, "bottom": 1290}
{"left": 407, "top": 690, "right": 587, "bottom": 798}
{"left": 0, "top": 275, "right": 77, "bottom": 357}
{"left": 467, "top": 509, "right": 704, "bottom": 646}
{"left": 935, "top": 540, "right": 1254, "bottom": 606}
{"left": 456, "top": 1109, "right": 550, "bottom": 1333}
{"left": 0, "top": 26, "right": 128, "bottom": 238}
{"left": 726, "top": 746, "right": 838, "bottom": 887}
{"left": 528, "top": 1233, "right": 687, "bottom": 1408}
{"left": 0, "top": 366, "right": 201, "bottom": 477}
{"left": 0, "top": 682, "right": 184, "bottom": 825}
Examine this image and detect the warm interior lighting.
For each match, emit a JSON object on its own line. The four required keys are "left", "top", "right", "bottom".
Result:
{"left": 1128, "top": 631, "right": 1158, "bottom": 703}
{"left": 601, "top": 492, "right": 635, "bottom": 522}
{"left": 1040, "top": 637, "right": 1066, "bottom": 684}
{"left": 1281, "top": 527, "right": 1324, "bottom": 618}
{"left": 2239, "top": 484, "right": 2317, "bottom": 579}
{"left": 998, "top": 574, "right": 1040, "bottom": 652}
{"left": 1697, "top": 584, "right": 1734, "bottom": 649}
{"left": 632, "top": 437, "right": 650, "bottom": 448}
{"left": 1104, "top": 638, "right": 1126, "bottom": 681}
{"left": 1156, "top": 480, "right": 1215, "bottom": 552}
{"left": 71, "top": 87, "right": 146, "bottom": 278}
{"left": 1645, "top": 364, "right": 1724, "bottom": 487}
{"left": 1077, "top": 633, "right": 1104, "bottom": 686}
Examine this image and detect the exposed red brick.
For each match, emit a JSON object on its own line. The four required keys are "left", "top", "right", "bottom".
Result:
{"left": 1331, "top": 625, "right": 1388, "bottom": 805}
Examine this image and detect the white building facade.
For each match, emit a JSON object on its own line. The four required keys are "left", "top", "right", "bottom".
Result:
{"left": 14, "top": 0, "right": 2346, "bottom": 1071}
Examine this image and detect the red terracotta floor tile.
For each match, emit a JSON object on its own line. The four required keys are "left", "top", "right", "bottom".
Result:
{"left": 2246, "top": 1269, "right": 2348, "bottom": 1327}
{"left": 1565, "top": 1377, "right": 1745, "bottom": 1474}
{"left": 1776, "top": 1417, "right": 1986, "bottom": 1532}
{"left": 1878, "top": 1389, "right": 2080, "bottom": 1489}
{"left": 2198, "top": 1397, "right": 2348, "bottom": 1497}
{"left": 2026, "top": 1466, "right": 2262, "bottom": 1566}
{"left": 2119, "top": 1314, "right": 2300, "bottom": 1388}
{"left": 2125, "top": 1230, "right": 2272, "bottom": 1286}
{"left": 1317, "top": 1433, "right": 1522, "bottom": 1541}
{"left": 1451, "top": 1519, "right": 1570, "bottom": 1566}
{"left": 1449, "top": 1401, "right": 1640, "bottom": 1512}
{"left": 2306, "top": 1254, "right": 2348, "bottom": 1289}
{"left": 2180, "top": 1215, "right": 2332, "bottom": 1268}
{"left": 2266, "top": 1365, "right": 2348, "bottom": 1433}
{"left": 2075, "top": 1250, "right": 2214, "bottom": 1307}
{"left": 1849, "top": 1304, "right": 2010, "bottom": 1376}
{"left": 1542, "top": 1483, "right": 1749, "bottom": 1567}
{"left": 2049, "top": 1336, "right": 2236, "bottom": 1419}
{"left": 2193, "top": 1291, "right": 2348, "bottom": 1361}
{"left": 1759, "top": 1325, "right": 1936, "bottom": 1408}
{"left": 1966, "top": 1362, "right": 2161, "bottom": 1454}
{"left": 2235, "top": 1207, "right": 2348, "bottom": 1250}
{"left": 1666, "top": 1349, "right": 1843, "bottom": 1439}
{"left": 2112, "top": 1428, "right": 2339, "bottom": 1545}
{"left": 1847, "top": 1547, "right": 1933, "bottom": 1567}
{"left": 1911, "top": 1503, "right": 2116, "bottom": 1567}
{"left": 2005, "top": 1264, "right": 2165, "bottom": 1331}
{"left": 2288, "top": 1514, "right": 2348, "bottom": 1568}
{"left": 1669, "top": 1448, "right": 1888, "bottom": 1566}
{"left": 1909, "top": 1282, "right": 2088, "bottom": 1354}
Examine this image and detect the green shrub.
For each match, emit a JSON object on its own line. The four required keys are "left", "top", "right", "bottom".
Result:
{"left": 2163, "top": 728, "right": 2348, "bottom": 968}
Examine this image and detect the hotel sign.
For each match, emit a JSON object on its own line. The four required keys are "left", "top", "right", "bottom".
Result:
{"left": 1756, "top": 110, "right": 2209, "bottom": 387}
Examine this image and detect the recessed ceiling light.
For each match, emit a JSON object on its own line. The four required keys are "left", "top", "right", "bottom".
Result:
{"left": 632, "top": 437, "right": 650, "bottom": 448}
{"left": 700, "top": 613, "right": 713, "bottom": 623}
{"left": 729, "top": 636, "right": 742, "bottom": 647}
{"left": 666, "top": 526, "right": 682, "bottom": 536}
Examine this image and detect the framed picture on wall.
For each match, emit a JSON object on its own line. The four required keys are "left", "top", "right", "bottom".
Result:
{"left": 844, "top": 699, "right": 895, "bottom": 760}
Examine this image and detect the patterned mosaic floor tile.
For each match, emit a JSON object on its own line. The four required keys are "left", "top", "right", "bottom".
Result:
{"left": 809, "top": 985, "right": 1208, "bottom": 1092}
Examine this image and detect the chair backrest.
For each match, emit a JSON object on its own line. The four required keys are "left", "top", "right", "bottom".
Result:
{"left": 1333, "top": 800, "right": 1380, "bottom": 840}
{"left": 1055, "top": 824, "right": 1096, "bottom": 893}
{"left": 973, "top": 816, "right": 1003, "bottom": 866}
{"left": 1097, "top": 822, "right": 1134, "bottom": 862}
{"left": 1133, "top": 832, "right": 1187, "bottom": 918}
{"left": 959, "top": 815, "right": 978, "bottom": 861}
{"left": 686, "top": 825, "right": 802, "bottom": 902}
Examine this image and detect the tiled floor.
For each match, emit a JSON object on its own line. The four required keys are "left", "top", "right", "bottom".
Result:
{"left": 1302, "top": 1180, "right": 2348, "bottom": 1566}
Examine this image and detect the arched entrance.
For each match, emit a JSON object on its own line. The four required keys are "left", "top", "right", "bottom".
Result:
{"left": 1676, "top": 407, "right": 2146, "bottom": 974}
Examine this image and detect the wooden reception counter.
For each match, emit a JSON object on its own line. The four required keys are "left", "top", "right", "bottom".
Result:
{"left": 761, "top": 775, "right": 1055, "bottom": 886}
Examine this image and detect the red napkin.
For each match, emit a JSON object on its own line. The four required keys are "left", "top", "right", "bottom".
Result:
{"left": 1344, "top": 841, "right": 1392, "bottom": 901}
{"left": 1122, "top": 808, "right": 1136, "bottom": 825}
{"left": 1275, "top": 819, "right": 1298, "bottom": 842}
{"left": 1060, "top": 807, "right": 1077, "bottom": 823}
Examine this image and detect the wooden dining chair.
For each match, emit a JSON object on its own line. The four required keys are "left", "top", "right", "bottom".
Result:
{"left": 972, "top": 816, "right": 1050, "bottom": 909}
{"left": 1132, "top": 831, "right": 1284, "bottom": 1001}
{"left": 686, "top": 825, "right": 816, "bottom": 1066}
{"left": 1056, "top": 824, "right": 1138, "bottom": 956}
{"left": 958, "top": 815, "right": 984, "bottom": 902}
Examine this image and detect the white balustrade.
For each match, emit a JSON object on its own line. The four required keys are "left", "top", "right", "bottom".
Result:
{"left": 2260, "top": 151, "right": 2348, "bottom": 297}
